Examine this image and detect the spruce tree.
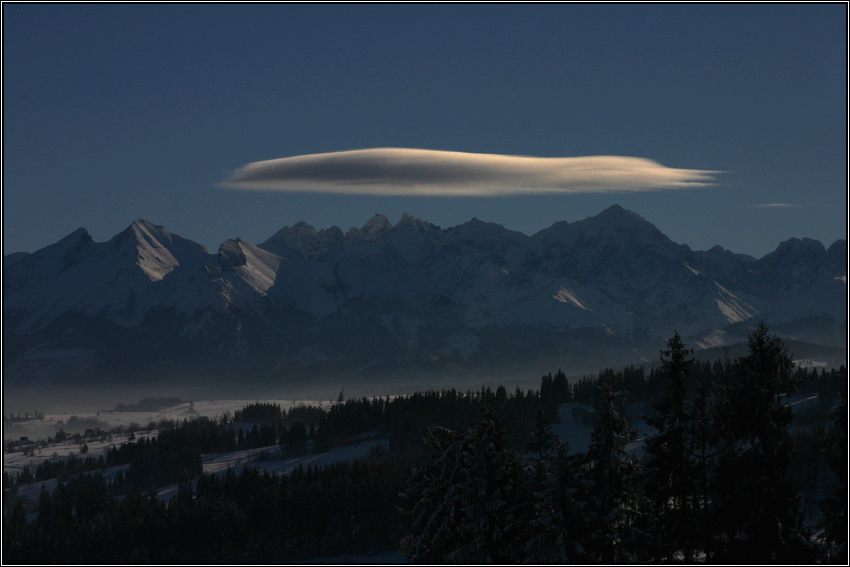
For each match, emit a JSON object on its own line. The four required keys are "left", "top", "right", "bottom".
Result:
{"left": 819, "top": 392, "right": 847, "bottom": 563}
{"left": 399, "top": 405, "right": 531, "bottom": 563}
{"left": 527, "top": 410, "right": 559, "bottom": 493}
{"left": 645, "top": 331, "right": 699, "bottom": 561}
{"left": 711, "top": 322, "right": 812, "bottom": 562}
{"left": 399, "top": 425, "right": 469, "bottom": 563}
{"left": 524, "top": 431, "right": 582, "bottom": 563}
{"left": 578, "top": 375, "right": 648, "bottom": 563}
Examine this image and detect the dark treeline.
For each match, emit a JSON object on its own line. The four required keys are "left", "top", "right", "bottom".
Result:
{"left": 4, "top": 455, "right": 108, "bottom": 489}
{"left": 230, "top": 387, "right": 551, "bottom": 457}
{"left": 3, "top": 323, "right": 847, "bottom": 563}
{"left": 567, "top": 357, "right": 846, "bottom": 406}
{"left": 111, "top": 397, "right": 186, "bottom": 413}
{"left": 232, "top": 402, "right": 282, "bottom": 424}
{"left": 3, "top": 456, "right": 411, "bottom": 563}
{"left": 3, "top": 410, "right": 45, "bottom": 422}
{"left": 314, "top": 384, "right": 544, "bottom": 456}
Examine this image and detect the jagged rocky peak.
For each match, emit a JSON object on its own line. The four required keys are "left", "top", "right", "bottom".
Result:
{"left": 3, "top": 226, "right": 94, "bottom": 284}
{"left": 64, "top": 226, "right": 93, "bottom": 242}
{"left": 59, "top": 227, "right": 95, "bottom": 263}
{"left": 826, "top": 239, "right": 847, "bottom": 259}
{"left": 218, "top": 239, "right": 247, "bottom": 269}
{"left": 758, "top": 237, "right": 828, "bottom": 267}
{"left": 592, "top": 204, "right": 656, "bottom": 229}
{"left": 320, "top": 225, "right": 345, "bottom": 240}
{"left": 48, "top": 226, "right": 94, "bottom": 253}
{"left": 584, "top": 205, "right": 676, "bottom": 247}
{"left": 130, "top": 218, "right": 158, "bottom": 230}
{"left": 262, "top": 222, "right": 316, "bottom": 246}
{"left": 361, "top": 214, "right": 393, "bottom": 238}
{"left": 772, "top": 237, "right": 826, "bottom": 258}
{"left": 261, "top": 222, "right": 317, "bottom": 257}
{"left": 290, "top": 221, "right": 318, "bottom": 237}
{"left": 260, "top": 221, "right": 347, "bottom": 258}
{"left": 112, "top": 219, "right": 169, "bottom": 250}
{"left": 706, "top": 245, "right": 753, "bottom": 262}
{"left": 48, "top": 227, "right": 95, "bottom": 263}
{"left": 130, "top": 219, "right": 173, "bottom": 241}
{"left": 397, "top": 212, "right": 437, "bottom": 232}
{"left": 532, "top": 204, "right": 665, "bottom": 248}
{"left": 111, "top": 220, "right": 194, "bottom": 282}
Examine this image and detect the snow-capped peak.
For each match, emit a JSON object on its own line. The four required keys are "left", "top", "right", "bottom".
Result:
{"left": 397, "top": 213, "right": 437, "bottom": 232}
{"left": 111, "top": 220, "right": 183, "bottom": 282}
{"left": 218, "top": 239, "right": 248, "bottom": 269}
{"left": 360, "top": 214, "right": 393, "bottom": 238}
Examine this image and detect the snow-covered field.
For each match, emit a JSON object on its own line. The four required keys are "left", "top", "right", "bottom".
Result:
{"left": 4, "top": 431, "right": 156, "bottom": 478}
{"left": 3, "top": 399, "right": 331, "bottom": 448}
{"left": 3, "top": 398, "right": 342, "bottom": 501}
{"left": 5, "top": 398, "right": 335, "bottom": 442}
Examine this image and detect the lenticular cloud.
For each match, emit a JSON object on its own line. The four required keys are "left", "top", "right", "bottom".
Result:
{"left": 222, "top": 148, "right": 719, "bottom": 196}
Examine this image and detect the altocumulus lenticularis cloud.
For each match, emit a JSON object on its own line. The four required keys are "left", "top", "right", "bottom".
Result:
{"left": 221, "top": 148, "right": 721, "bottom": 196}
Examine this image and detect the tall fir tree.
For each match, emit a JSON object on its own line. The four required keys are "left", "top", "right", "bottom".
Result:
{"left": 400, "top": 405, "right": 531, "bottom": 563}
{"left": 524, "top": 430, "right": 584, "bottom": 563}
{"left": 578, "top": 375, "right": 649, "bottom": 563}
{"left": 711, "top": 322, "right": 812, "bottom": 562}
{"left": 526, "top": 410, "right": 559, "bottom": 493}
{"left": 818, "top": 392, "right": 847, "bottom": 563}
{"left": 645, "top": 331, "right": 700, "bottom": 561}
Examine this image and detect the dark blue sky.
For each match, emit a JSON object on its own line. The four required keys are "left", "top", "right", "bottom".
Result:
{"left": 3, "top": 4, "right": 846, "bottom": 257}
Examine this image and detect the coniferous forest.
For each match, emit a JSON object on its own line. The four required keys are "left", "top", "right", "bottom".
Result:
{"left": 2, "top": 324, "right": 847, "bottom": 563}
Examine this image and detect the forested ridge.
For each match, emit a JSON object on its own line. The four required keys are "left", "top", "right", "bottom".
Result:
{"left": 3, "top": 324, "right": 846, "bottom": 563}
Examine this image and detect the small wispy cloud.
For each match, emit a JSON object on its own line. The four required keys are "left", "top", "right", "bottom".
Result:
{"left": 221, "top": 148, "right": 721, "bottom": 196}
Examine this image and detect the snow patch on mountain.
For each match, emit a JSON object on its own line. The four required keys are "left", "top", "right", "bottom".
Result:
{"left": 712, "top": 282, "right": 758, "bottom": 324}
{"left": 554, "top": 286, "right": 592, "bottom": 311}
{"left": 695, "top": 329, "right": 727, "bottom": 349}
{"left": 220, "top": 239, "right": 280, "bottom": 296}
{"left": 126, "top": 219, "right": 184, "bottom": 281}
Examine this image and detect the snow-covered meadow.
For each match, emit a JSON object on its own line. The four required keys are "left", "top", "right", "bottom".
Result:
{"left": 4, "top": 398, "right": 380, "bottom": 505}
{"left": 5, "top": 398, "right": 335, "bottom": 441}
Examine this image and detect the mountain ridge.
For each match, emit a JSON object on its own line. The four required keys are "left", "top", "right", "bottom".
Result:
{"left": 4, "top": 206, "right": 846, "bottom": 391}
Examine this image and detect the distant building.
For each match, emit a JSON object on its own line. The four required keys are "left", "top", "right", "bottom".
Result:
{"left": 11, "top": 437, "right": 34, "bottom": 450}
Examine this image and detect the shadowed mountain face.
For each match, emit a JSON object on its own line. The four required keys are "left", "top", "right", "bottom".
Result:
{"left": 3, "top": 206, "right": 846, "bottom": 391}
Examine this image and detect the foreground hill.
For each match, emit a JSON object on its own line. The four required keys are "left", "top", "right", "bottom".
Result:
{"left": 3, "top": 205, "right": 846, "bottom": 392}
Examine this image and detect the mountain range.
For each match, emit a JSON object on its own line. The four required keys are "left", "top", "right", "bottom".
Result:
{"left": 3, "top": 205, "right": 846, "bottom": 394}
